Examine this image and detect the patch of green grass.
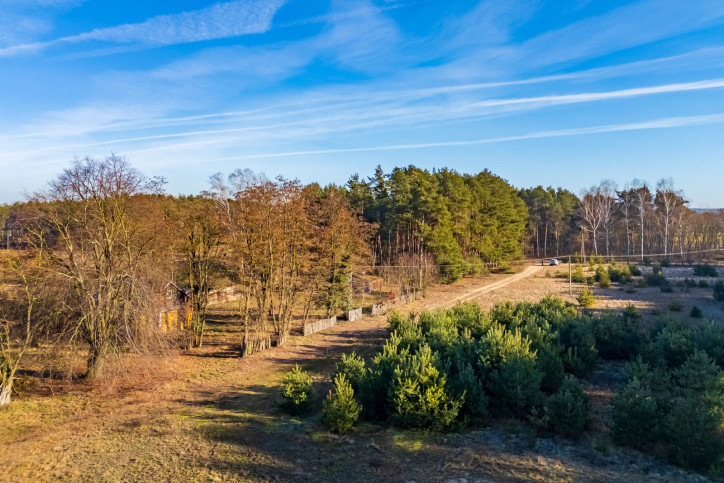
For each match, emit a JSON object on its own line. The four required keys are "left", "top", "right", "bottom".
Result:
{"left": 388, "top": 428, "right": 430, "bottom": 453}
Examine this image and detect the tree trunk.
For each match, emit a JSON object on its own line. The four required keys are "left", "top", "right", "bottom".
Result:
{"left": 0, "top": 379, "right": 12, "bottom": 407}
{"left": 640, "top": 218, "right": 645, "bottom": 262}
{"left": 86, "top": 349, "right": 107, "bottom": 380}
{"left": 193, "top": 315, "right": 206, "bottom": 348}
{"left": 274, "top": 330, "right": 289, "bottom": 347}
{"left": 664, "top": 221, "right": 669, "bottom": 257}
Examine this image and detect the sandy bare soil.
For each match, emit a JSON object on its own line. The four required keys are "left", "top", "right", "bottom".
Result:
{"left": 0, "top": 263, "right": 720, "bottom": 482}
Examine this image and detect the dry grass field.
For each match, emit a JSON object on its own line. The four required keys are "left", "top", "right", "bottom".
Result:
{"left": 1, "top": 262, "right": 721, "bottom": 482}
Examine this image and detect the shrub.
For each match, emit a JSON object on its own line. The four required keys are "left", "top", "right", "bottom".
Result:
{"left": 644, "top": 265, "right": 667, "bottom": 287}
{"left": 592, "top": 312, "right": 641, "bottom": 360}
{"left": 281, "top": 365, "right": 315, "bottom": 415}
{"left": 625, "top": 357, "right": 671, "bottom": 394}
{"left": 684, "top": 278, "right": 697, "bottom": 288}
{"left": 446, "top": 360, "right": 488, "bottom": 421}
{"left": 693, "top": 322, "right": 724, "bottom": 365}
{"left": 664, "top": 396, "right": 724, "bottom": 470}
{"left": 487, "top": 355, "right": 543, "bottom": 417}
{"left": 558, "top": 318, "right": 598, "bottom": 376}
{"left": 448, "top": 303, "right": 494, "bottom": 339}
{"left": 546, "top": 375, "right": 591, "bottom": 438}
{"left": 388, "top": 345, "right": 461, "bottom": 430}
{"left": 622, "top": 303, "right": 642, "bottom": 322}
{"left": 322, "top": 374, "right": 361, "bottom": 434}
{"left": 360, "top": 335, "right": 406, "bottom": 420}
{"left": 595, "top": 266, "right": 611, "bottom": 288}
{"left": 628, "top": 264, "right": 642, "bottom": 276}
{"left": 465, "top": 256, "right": 489, "bottom": 277}
{"left": 611, "top": 377, "right": 665, "bottom": 448}
{"left": 571, "top": 265, "right": 587, "bottom": 283}
{"left": 480, "top": 325, "right": 543, "bottom": 417}
{"left": 387, "top": 312, "right": 423, "bottom": 351}
{"left": 577, "top": 287, "right": 595, "bottom": 308}
{"left": 699, "top": 279, "right": 710, "bottom": 288}
{"left": 668, "top": 299, "right": 683, "bottom": 312}
{"left": 693, "top": 264, "right": 719, "bottom": 277}
{"left": 589, "top": 254, "right": 604, "bottom": 266}
{"left": 334, "top": 352, "right": 366, "bottom": 391}
{"left": 714, "top": 281, "right": 724, "bottom": 302}
{"left": 659, "top": 279, "right": 674, "bottom": 293}
{"left": 675, "top": 351, "right": 724, "bottom": 397}
{"left": 643, "top": 318, "right": 694, "bottom": 368}
{"left": 608, "top": 264, "right": 632, "bottom": 284}
{"left": 660, "top": 258, "right": 671, "bottom": 268}
{"left": 537, "top": 343, "right": 565, "bottom": 394}
{"left": 690, "top": 306, "right": 703, "bottom": 318}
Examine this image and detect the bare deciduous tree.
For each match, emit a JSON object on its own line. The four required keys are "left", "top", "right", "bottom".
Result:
{"left": 579, "top": 187, "right": 602, "bottom": 255}
{"left": 631, "top": 179, "right": 652, "bottom": 262}
{"left": 655, "top": 178, "right": 687, "bottom": 257}
{"left": 26, "top": 155, "right": 160, "bottom": 379}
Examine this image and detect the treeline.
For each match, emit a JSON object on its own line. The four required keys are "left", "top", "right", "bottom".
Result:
{"left": 519, "top": 179, "right": 724, "bottom": 261}
{"left": 0, "top": 157, "right": 527, "bottom": 405}
{"left": 347, "top": 166, "right": 528, "bottom": 282}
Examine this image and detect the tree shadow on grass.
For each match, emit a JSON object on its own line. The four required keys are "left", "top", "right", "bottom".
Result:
{"left": 175, "top": 383, "right": 402, "bottom": 482}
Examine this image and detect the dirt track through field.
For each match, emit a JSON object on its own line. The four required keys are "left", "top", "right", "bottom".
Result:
{"left": 435, "top": 264, "right": 543, "bottom": 309}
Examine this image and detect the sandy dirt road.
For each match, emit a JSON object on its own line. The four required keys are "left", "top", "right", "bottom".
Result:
{"left": 435, "top": 264, "right": 544, "bottom": 309}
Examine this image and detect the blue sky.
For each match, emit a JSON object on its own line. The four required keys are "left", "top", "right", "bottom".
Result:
{"left": 1, "top": 0, "right": 724, "bottom": 206}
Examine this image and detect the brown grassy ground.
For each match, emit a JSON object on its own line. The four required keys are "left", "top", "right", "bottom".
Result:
{"left": 0, "top": 263, "right": 720, "bottom": 482}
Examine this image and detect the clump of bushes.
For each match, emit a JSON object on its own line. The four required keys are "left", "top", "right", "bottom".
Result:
{"left": 545, "top": 375, "right": 591, "bottom": 438}
{"left": 699, "top": 279, "right": 710, "bottom": 288}
{"left": 690, "top": 306, "right": 703, "bottom": 318}
{"left": 322, "top": 374, "right": 361, "bottom": 434}
{"left": 329, "top": 299, "right": 607, "bottom": 434}
{"left": 668, "top": 299, "right": 683, "bottom": 312}
{"left": 714, "top": 281, "right": 724, "bottom": 302}
{"left": 608, "top": 264, "right": 632, "bottom": 284}
{"left": 281, "top": 365, "right": 314, "bottom": 415}
{"left": 389, "top": 345, "right": 461, "bottom": 429}
{"left": 644, "top": 264, "right": 667, "bottom": 287}
{"left": 577, "top": 287, "right": 595, "bottom": 308}
{"left": 683, "top": 278, "right": 697, "bottom": 288}
{"left": 611, "top": 351, "right": 724, "bottom": 469}
{"left": 693, "top": 321, "right": 724, "bottom": 365}
{"left": 571, "top": 265, "right": 587, "bottom": 283}
{"left": 611, "top": 375, "right": 665, "bottom": 448}
{"left": 659, "top": 279, "right": 674, "bottom": 293}
{"left": 334, "top": 352, "right": 366, "bottom": 390}
{"left": 628, "top": 264, "right": 642, "bottom": 276}
{"left": 592, "top": 310, "right": 641, "bottom": 360}
{"left": 693, "top": 263, "right": 719, "bottom": 277}
{"left": 595, "top": 266, "right": 611, "bottom": 288}
{"left": 589, "top": 254, "right": 604, "bottom": 266}
{"left": 318, "top": 299, "right": 724, "bottom": 473}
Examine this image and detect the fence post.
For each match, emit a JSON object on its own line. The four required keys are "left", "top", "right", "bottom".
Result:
{"left": 569, "top": 255, "right": 572, "bottom": 296}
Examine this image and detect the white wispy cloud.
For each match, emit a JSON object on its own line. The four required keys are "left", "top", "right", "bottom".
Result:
{"left": 467, "top": 78, "right": 724, "bottom": 111}
{"left": 208, "top": 113, "right": 724, "bottom": 161}
{"left": 6, "top": 75, "right": 724, "bottom": 162}
{"left": 517, "top": 0, "right": 724, "bottom": 68}
{"left": 0, "top": 0, "right": 286, "bottom": 57}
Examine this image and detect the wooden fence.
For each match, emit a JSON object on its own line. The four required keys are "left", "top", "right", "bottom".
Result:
{"left": 303, "top": 316, "right": 337, "bottom": 336}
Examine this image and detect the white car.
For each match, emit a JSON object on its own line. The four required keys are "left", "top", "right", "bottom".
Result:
{"left": 549, "top": 258, "right": 559, "bottom": 266}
